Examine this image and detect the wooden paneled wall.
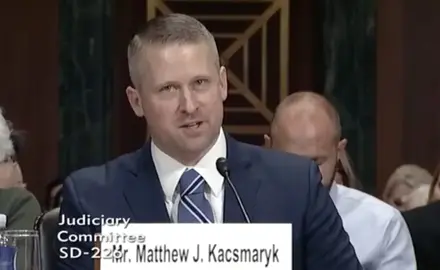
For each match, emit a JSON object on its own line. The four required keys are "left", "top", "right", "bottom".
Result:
{"left": 376, "top": 0, "right": 440, "bottom": 194}
{"left": 0, "top": 1, "right": 59, "bottom": 202}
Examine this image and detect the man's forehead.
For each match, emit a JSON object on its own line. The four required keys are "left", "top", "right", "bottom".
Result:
{"left": 143, "top": 42, "right": 214, "bottom": 63}
{"left": 144, "top": 44, "right": 216, "bottom": 73}
{"left": 279, "top": 104, "right": 336, "bottom": 138}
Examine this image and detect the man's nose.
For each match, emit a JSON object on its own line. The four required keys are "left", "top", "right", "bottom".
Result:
{"left": 180, "top": 89, "right": 198, "bottom": 114}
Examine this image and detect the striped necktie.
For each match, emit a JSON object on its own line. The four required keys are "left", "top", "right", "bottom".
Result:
{"left": 177, "top": 169, "right": 214, "bottom": 223}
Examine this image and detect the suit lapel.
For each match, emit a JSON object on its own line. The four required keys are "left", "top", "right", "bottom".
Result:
{"left": 223, "top": 136, "right": 261, "bottom": 223}
{"left": 122, "top": 143, "right": 170, "bottom": 223}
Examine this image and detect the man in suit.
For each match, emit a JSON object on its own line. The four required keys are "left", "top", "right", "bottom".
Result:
{"left": 56, "top": 13, "right": 361, "bottom": 270}
{"left": 264, "top": 91, "right": 416, "bottom": 269}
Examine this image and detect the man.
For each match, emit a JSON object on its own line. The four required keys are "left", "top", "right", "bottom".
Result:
{"left": 56, "top": 14, "right": 361, "bottom": 270}
{"left": 265, "top": 91, "right": 416, "bottom": 269}
{"left": 0, "top": 108, "right": 41, "bottom": 229}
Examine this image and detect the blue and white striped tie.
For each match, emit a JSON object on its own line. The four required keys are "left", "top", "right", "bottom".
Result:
{"left": 177, "top": 169, "right": 214, "bottom": 223}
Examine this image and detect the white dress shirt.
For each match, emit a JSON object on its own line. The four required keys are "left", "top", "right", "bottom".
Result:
{"left": 151, "top": 129, "right": 226, "bottom": 223}
{"left": 330, "top": 183, "right": 417, "bottom": 270}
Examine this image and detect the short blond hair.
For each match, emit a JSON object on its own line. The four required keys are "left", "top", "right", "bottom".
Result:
{"left": 127, "top": 13, "right": 219, "bottom": 88}
{"left": 382, "top": 164, "right": 433, "bottom": 200}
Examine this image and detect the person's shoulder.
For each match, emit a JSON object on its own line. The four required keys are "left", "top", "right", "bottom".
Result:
{"left": 0, "top": 188, "right": 41, "bottom": 226}
{"left": 237, "top": 141, "right": 313, "bottom": 170}
{"left": 336, "top": 184, "right": 402, "bottom": 224}
{"left": 66, "top": 148, "right": 142, "bottom": 189}
{"left": 0, "top": 187, "right": 39, "bottom": 205}
{"left": 403, "top": 201, "right": 440, "bottom": 223}
{"left": 234, "top": 141, "right": 316, "bottom": 192}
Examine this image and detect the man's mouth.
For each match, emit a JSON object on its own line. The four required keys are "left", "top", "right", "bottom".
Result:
{"left": 181, "top": 121, "right": 202, "bottom": 128}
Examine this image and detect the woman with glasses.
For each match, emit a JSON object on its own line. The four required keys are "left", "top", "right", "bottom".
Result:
{"left": 0, "top": 108, "right": 41, "bottom": 229}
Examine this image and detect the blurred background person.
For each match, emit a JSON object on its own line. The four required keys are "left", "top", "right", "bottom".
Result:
{"left": 0, "top": 108, "right": 41, "bottom": 229}
{"left": 382, "top": 164, "right": 433, "bottom": 211}
{"left": 265, "top": 92, "right": 416, "bottom": 270}
{"left": 0, "top": 124, "right": 25, "bottom": 189}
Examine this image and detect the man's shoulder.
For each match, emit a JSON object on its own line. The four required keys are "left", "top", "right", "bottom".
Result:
{"left": 403, "top": 201, "right": 440, "bottom": 225}
{"left": 234, "top": 141, "right": 316, "bottom": 193}
{"left": 66, "top": 149, "right": 141, "bottom": 189}
{"left": 0, "top": 188, "right": 41, "bottom": 227}
{"left": 336, "top": 185, "right": 402, "bottom": 225}
{"left": 237, "top": 141, "right": 313, "bottom": 171}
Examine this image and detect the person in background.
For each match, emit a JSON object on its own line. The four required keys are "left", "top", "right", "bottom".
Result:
{"left": 392, "top": 162, "right": 440, "bottom": 211}
{"left": 45, "top": 177, "right": 63, "bottom": 210}
{"left": 265, "top": 91, "right": 416, "bottom": 270}
{"left": 382, "top": 164, "right": 432, "bottom": 211}
{"left": 0, "top": 128, "right": 25, "bottom": 190}
{"left": 403, "top": 161, "right": 440, "bottom": 270}
{"left": 0, "top": 108, "right": 41, "bottom": 229}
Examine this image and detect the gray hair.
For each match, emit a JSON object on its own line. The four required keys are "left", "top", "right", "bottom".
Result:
{"left": 127, "top": 13, "right": 219, "bottom": 88}
{"left": 0, "top": 108, "right": 14, "bottom": 162}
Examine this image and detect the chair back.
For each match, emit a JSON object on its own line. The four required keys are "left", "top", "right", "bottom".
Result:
{"left": 34, "top": 208, "right": 59, "bottom": 270}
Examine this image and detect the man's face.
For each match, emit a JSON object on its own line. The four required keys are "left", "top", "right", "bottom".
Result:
{"left": 266, "top": 113, "right": 344, "bottom": 187}
{"left": 127, "top": 42, "right": 228, "bottom": 161}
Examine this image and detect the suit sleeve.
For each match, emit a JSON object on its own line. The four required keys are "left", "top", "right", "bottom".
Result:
{"left": 7, "top": 188, "right": 41, "bottom": 230}
{"left": 304, "top": 162, "right": 362, "bottom": 270}
{"left": 55, "top": 176, "right": 94, "bottom": 270}
{"left": 375, "top": 211, "right": 416, "bottom": 270}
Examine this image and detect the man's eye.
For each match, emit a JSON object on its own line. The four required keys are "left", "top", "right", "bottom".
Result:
{"left": 195, "top": 79, "right": 207, "bottom": 85}
{"left": 160, "top": 85, "right": 176, "bottom": 92}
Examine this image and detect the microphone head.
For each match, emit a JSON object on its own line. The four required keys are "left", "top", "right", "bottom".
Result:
{"left": 216, "top": 157, "right": 229, "bottom": 178}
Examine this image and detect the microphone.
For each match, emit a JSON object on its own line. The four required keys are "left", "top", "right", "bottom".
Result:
{"left": 0, "top": 214, "right": 6, "bottom": 229}
{"left": 216, "top": 157, "right": 251, "bottom": 223}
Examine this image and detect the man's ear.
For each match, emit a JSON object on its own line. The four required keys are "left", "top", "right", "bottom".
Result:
{"left": 126, "top": 86, "right": 144, "bottom": 117}
{"left": 263, "top": 134, "right": 272, "bottom": 148}
{"left": 219, "top": 66, "right": 228, "bottom": 101}
{"left": 338, "top": 138, "right": 347, "bottom": 151}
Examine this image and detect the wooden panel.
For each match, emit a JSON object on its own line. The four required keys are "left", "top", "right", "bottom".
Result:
{"left": 376, "top": 0, "right": 405, "bottom": 194}
{"left": 376, "top": 0, "right": 440, "bottom": 194}
{"left": 0, "top": 1, "right": 58, "bottom": 202}
{"left": 111, "top": 0, "right": 147, "bottom": 156}
{"left": 403, "top": 0, "right": 440, "bottom": 172}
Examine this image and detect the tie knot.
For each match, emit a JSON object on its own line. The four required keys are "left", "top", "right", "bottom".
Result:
{"left": 179, "top": 169, "right": 204, "bottom": 196}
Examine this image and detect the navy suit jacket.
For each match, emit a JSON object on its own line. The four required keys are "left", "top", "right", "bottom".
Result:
{"left": 56, "top": 136, "right": 361, "bottom": 270}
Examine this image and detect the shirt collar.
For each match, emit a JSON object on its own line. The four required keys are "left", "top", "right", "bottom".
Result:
{"left": 329, "top": 182, "right": 340, "bottom": 203}
{"left": 151, "top": 128, "right": 227, "bottom": 202}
